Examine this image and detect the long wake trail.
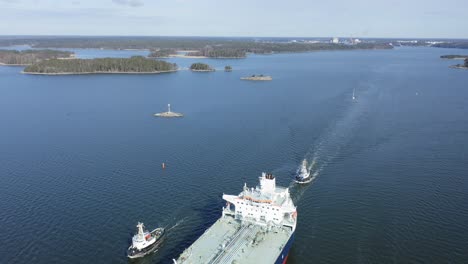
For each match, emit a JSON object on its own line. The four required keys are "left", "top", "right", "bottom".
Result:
{"left": 165, "top": 217, "right": 188, "bottom": 234}
{"left": 289, "top": 82, "right": 375, "bottom": 203}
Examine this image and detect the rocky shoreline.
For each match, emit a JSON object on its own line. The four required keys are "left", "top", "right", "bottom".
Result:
{"left": 191, "top": 69, "right": 215, "bottom": 72}
{"left": 241, "top": 75, "right": 272, "bottom": 81}
{"left": 22, "top": 69, "right": 178, "bottom": 75}
{"left": 449, "top": 65, "right": 468, "bottom": 70}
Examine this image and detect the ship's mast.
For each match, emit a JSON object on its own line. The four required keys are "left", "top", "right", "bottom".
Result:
{"left": 168, "top": 104, "right": 171, "bottom": 113}
{"left": 137, "top": 222, "right": 144, "bottom": 236}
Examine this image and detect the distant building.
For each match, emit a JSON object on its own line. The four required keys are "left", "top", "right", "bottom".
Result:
{"left": 427, "top": 41, "right": 445, "bottom": 45}
{"left": 306, "top": 40, "right": 321, "bottom": 44}
{"left": 396, "top": 40, "right": 418, "bottom": 44}
{"left": 331, "top": 37, "right": 339, "bottom": 44}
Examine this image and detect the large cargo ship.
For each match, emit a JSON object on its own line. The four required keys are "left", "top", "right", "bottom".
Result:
{"left": 174, "top": 172, "right": 297, "bottom": 264}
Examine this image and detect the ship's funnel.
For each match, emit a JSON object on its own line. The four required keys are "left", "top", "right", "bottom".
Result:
{"left": 260, "top": 172, "right": 276, "bottom": 193}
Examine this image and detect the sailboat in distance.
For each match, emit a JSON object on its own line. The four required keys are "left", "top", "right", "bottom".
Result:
{"left": 352, "top": 88, "right": 356, "bottom": 101}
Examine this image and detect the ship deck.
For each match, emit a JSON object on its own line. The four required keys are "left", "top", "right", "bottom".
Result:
{"left": 176, "top": 215, "right": 293, "bottom": 264}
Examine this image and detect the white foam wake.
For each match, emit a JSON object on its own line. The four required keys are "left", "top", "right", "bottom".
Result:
{"left": 290, "top": 81, "right": 376, "bottom": 203}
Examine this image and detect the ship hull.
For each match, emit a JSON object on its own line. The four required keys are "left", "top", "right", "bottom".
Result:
{"left": 274, "top": 231, "right": 295, "bottom": 264}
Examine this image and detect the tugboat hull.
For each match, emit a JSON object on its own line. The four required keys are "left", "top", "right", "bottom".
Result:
{"left": 295, "top": 159, "right": 312, "bottom": 184}
{"left": 295, "top": 177, "right": 313, "bottom": 184}
{"left": 127, "top": 229, "right": 165, "bottom": 259}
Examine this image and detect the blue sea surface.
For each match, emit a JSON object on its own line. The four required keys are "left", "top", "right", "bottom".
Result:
{"left": 0, "top": 47, "right": 468, "bottom": 263}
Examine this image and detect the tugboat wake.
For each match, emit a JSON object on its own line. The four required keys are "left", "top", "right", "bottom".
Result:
{"left": 290, "top": 83, "right": 374, "bottom": 203}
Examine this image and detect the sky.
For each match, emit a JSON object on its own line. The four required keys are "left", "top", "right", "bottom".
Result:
{"left": 0, "top": 0, "right": 467, "bottom": 38}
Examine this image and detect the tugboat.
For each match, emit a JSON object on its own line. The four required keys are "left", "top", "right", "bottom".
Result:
{"left": 127, "top": 222, "right": 165, "bottom": 259}
{"left": 295, "top": 159, "right": 312, "bottom": 184}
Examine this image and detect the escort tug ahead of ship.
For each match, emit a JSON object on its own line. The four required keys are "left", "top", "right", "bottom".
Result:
{"left": 295, "top": 159, "right": 312, "bottom": 184}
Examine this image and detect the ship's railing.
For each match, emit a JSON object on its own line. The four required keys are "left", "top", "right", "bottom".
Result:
{"left": 281, "top": 215, "right": 296, "bottom": 231}
{"left": 223, "top": 207, "right": 235, "bottom": 217}
{"left": 242, "top": 195, "right": 272, "bottom": 204}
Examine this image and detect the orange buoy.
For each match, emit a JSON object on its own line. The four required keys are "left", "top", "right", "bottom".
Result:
{"left": 162, "top": 162, "right": 166, "bottom": 169}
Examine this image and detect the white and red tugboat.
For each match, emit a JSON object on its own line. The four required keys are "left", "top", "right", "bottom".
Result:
{"left": 127, "top": 222, "right": 165, "bottom": 259}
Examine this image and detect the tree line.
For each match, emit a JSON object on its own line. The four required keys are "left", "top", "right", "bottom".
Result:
{"left": 190, "top": 63, "right": 213, "bottom": 71}
{"left": 148, "top": 49, "right": 177, "bottom": 58}
{"left": 440, "top": 55, "right": 468, "bottom": 59}
{"left": 433, "top": 42, "right": 468, "bottom": 49}
{"left": 24, "top": 56, "right": 177, "bottom": 74}
{"left": 187, "top": 46, "right": 246, "bottom": 58}
{"left": 0, "top": 49, "right": 73, "bottom": 65}
{"left": 0, "top": 37, "right": 393, "bottom": 55}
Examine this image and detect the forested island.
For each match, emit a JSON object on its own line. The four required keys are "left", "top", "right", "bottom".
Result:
{"left": 241, "top": 74, "right": 272, "bottom": 81}
{"left": 148, "top": 48, "right": 177, "bottom": 58}
{"left": 450, "top": 59, "right": 468, "bottom": 70}
{"left": 23, "top": 56, "right": 177, "bottom": 75}
{"left": 0, "top": 49, "right": 73, "bottom": 65}
{"left": 190, "top": 63, "right": 214, "bottom": 72}
{"left": 186, "top": 47, "right": 246, "bottom": 58}
{"left": 0, "top": 37, "right": 393, "bottom": 57}
{"left": 184, "top": 43, "right": 391, "bottom": 57}
{"left": 433, "top": 42, "right": 468, "bottom": 49}
{"left": 440, "top": 55, "right": 468, "bottom": 59}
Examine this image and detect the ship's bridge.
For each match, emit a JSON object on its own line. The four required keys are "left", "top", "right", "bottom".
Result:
{"left": 222, "top": 173, "right": 296, "bottom": 229}
{"left": 176, "top": 173, "right": 297, "bottom": 264}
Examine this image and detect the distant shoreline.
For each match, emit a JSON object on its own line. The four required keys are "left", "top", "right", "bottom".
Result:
{"left": 449, "top": 65, "right": 468, "bottom": 70}
{"left": 440, "top": 55, "right": 468, "bottom": 60}
{"left": 169, "top": 54, "right": 208, "bottom": 59}
{"left": 241, "top": 75, "right": 272, "bottom": 81}
{"left": 191, "top": 69, "right": 215, "bottom": 72}
{"left": 0, "top": 62, "right": 29, "bottom": 66}
{"left": 22, "top": 69, "right": 178, "bottom": 75}
{"left": 442, "top": 58, "right": 468, "bottom": 60}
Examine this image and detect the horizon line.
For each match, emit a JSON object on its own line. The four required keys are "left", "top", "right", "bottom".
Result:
{"left": 1, "top": 34, "right": 468, "bottom": 41}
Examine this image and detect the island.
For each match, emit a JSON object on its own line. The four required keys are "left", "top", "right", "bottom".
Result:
{"left": 224, "top": 65, "right": 232, "bottom": 72}
{"left": 23, "top": 56, "right": 178, "bottom": 75}
{"left": 190, "top": 62, "right": 215, "bottom": 72}
{"left": 0, "top": 37, "right": 394, "bottom": 57}
{"left": 440, "top": 55, "right": 468, "bottom": 60}
{"left": 186, "top": 46, "right": 246, "bottom": 58}
{"left": 241, "top": 74, "right": 272, "bottom": 81}
{"left": 449, "top": 58, "right": 468, "bottom": 70}
{"left": 433, "top": 42, "right": 468, "bottom": 49}
{"left": 148, "top": 48, "right": 177, "bottom": 58}
{"left": 154, "top": 104, "right": 183, "bottom": 118}
{"left": 0, "top": 49, "right": 74, "bottom": 66}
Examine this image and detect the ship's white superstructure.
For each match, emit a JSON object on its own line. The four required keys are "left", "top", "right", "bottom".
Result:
{"left": 222, "top": 173, "right": 297, "bottom": 229}
{"left": 132, "top": 222, "right": 156, "bottom": 250}
{"left": 175, "top": 173, "right": 297, "bottom": 264}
